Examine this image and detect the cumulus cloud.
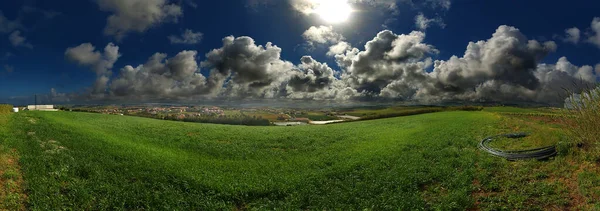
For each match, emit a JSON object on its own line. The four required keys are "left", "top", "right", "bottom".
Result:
{"left": 563, "top": 27, "right": 581, "bottom": 44}
{"left": 327, "top": 41, "right": 352, "bottom": 56}
{"left": 336, "top": 30, "right": 437, "bottom": 94}
{"left": 97, "top": 0, "right": 183, "bottom": 40}
{"left": 303, "top": 25, "right": 345, "bottom": 47}
{"left": 414, "top": 13, "right": 446, "bottom": 30}
{"left": 533, "top": 57, "right": 596, "bottom": 102}
{"left": 202, "top": 36, "right": 295, "bottom": 98}
{"left": 285, "top": 56, "right": 360, "bottom": 100}
{"left": 9, "top": 30, "right": 33, "bottom": 48}
{"left": 60, "top": 25, "right": 596, "bottom": 105}
{"left": 49, "top": 88, "right": 71, "bottom": 102}
{"left": 168, "top": 29, "right": 203, "bottom": 44}
{"left": 415, "top": 26, "right": 582, "bottom": 103}
{"left": 65, "top": 43, "right": 120, "bottom": 75}
{"left": 288, "top": 56, "right": 336, "bottom": 92}
{"left": 65, "top": 43, "right": 121, "bottom": 95}
{"left": 587, "top": 17, "right": 600, "bottom": 48}
{"left": 109, "top": 51, "right": 209, "bottom": 99}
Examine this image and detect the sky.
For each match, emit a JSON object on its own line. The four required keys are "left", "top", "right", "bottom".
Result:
{"left": 0, "top": 0, "right": 599, "bottom": 106}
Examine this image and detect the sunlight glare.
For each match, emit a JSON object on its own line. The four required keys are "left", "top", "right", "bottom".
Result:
{"left": 315, "top": 0, "right": 353, "bottom": 23}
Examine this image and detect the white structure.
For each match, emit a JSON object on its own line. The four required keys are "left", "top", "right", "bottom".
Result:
{"left": 27, "top": 105, "right": 58, "bottom": 111}
{"left": 12, "top": 107, "right": 18, "bottom": 112}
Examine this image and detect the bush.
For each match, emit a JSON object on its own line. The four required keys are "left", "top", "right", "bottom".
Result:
{"left": 0, "top": 104, "right": 13, "bottom": 114}
{"left": 564, "top": 87, "right": 600, "bottom": 149}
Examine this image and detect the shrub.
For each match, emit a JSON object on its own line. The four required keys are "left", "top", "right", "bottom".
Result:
{"left": 0, "top": 104, "right": 13, "bottom": 114}
{"left": 564, "top": 87, "right": 600, "bottom": 149}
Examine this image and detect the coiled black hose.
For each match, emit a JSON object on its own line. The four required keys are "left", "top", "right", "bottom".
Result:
{"left": 479, "top": 133, "right": 557, "bottom": 160}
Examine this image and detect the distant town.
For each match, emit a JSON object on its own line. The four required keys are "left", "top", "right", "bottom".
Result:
{"left": 51, "top": 105, "right": 363, "bottom": 126}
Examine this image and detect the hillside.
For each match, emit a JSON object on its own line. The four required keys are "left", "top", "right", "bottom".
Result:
{"left": 0, "top": 110, "right": 598, "bottom": 210}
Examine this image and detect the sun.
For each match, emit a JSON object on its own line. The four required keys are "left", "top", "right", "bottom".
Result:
{"left": 315, "top": 0, "right": 353, "bottom": 23}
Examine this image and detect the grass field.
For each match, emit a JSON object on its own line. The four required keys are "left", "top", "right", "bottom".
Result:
{"left": 1, "top": 109, "right": 599, "bottom": 210}
{"left": 340, "top": 106, "right": 433, "bottom": 117}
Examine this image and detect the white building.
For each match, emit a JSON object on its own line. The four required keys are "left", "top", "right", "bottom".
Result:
{"left": 27, "top": 105, "right": 59, "bottom": 111}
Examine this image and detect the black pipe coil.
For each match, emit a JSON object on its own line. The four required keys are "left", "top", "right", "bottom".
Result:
{"left": 478, "top": 133, "right": 557, "bottom": 160}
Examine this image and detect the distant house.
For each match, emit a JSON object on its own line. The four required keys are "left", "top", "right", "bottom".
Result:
{"left": 27, "top": 105, "right": 59, "bottom": 111}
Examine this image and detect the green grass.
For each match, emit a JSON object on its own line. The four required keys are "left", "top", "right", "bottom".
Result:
{"left": 341, "top": 106, "right": 431, "bottom": 117}
{"left": 5, "top": 111, "right": 496, "bottom": 210}
{"left": 0, "top": 113, "right": 26, "bottom": 210}
{"left": 483, "top": 106, "right": 544, "bottom": 113}
{"left": 2, "top": 110, "right": 599, "bottom": 210}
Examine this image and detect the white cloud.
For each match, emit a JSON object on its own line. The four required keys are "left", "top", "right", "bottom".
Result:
{"left": 97, "top": 0, "right": 183, "bottom": 40}
{"left": 327, "top": 41, "right": 351, "bottom": 56}
{"left": 65, "top": 43, "right": 102, "bottom": 66}
{"left": 563, "top": 27, "right": 581, "bottom": 44}
{"left": 426, "top": 0, "right": 451, "bottom": 10}
{"left": 9, "top": 30, "right": 33, "bottom": 48}
{"left": 0, "top": 11, "right": 22, "bottom": 33}
{"left": 303, "top": 25, "right": 345, "bottom": 47}
{"left": 57, "top": 25, "right": 597, "bottom": 105}
{"left": 110, "top": 51, "right": 208, "bottom": 99}
{"left": 168, "top": 29, "right": 203, "bottom": 44}
{"left": 65, "top": 43, "right": 121, "bottom": 95}
{"left": 415, "top": 13, "right": 445, "bottom": 30}
{"left": 588, "top": 17, "right": 600, "bottom": 48}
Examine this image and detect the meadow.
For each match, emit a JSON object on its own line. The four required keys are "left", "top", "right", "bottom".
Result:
{"left": 0, "top": 108, "right": 599, "bottom": 210}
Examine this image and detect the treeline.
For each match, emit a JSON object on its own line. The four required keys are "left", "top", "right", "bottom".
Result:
{"left": 0, "top": 104, "right": 13, "bottom": 114}
{"left": 357, "top": 106, "right": 483, "bottom": 121}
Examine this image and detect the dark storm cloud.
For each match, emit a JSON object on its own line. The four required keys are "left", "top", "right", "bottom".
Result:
{"left": 415, "top": 25, "right": 559, "bottom": 102}
{"left": 285, "top": 56, "right": 361, "bottom": 100}
{"left": 201, "top": 35, "right": 295, "bottom": 98}
{"left": 288, "top": 56, "right": 337, "bottom": 93}
{"left": 335, "top": 30, "right": 437, "bottom": 94}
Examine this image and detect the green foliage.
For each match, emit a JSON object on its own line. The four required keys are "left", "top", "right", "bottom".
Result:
{"left": 564, "top": 87, "right": 600, "bottom": 149}
{"left": 0, "top": 104, "right": 13, "bottom": 114}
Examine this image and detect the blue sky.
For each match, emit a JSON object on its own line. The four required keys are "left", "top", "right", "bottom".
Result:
{"left": 0, "top": 0, "right": 599, "bottom": 105}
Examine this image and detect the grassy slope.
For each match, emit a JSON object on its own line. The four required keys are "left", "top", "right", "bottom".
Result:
{"left": 0, "top": 114, "right": 26, "bottom": 210}
{"left": 7, "top": 111, "right": 496, "bottom": 210}
{"left": 4, "top": 110, "right": 599, "bottom": 210}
